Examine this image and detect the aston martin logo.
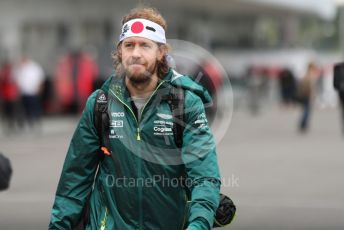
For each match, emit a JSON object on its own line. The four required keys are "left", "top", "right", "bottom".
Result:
{"left": 156, "top": 113, "right": 173, "bottom": 120}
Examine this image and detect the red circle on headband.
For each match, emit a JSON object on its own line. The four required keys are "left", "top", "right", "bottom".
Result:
{"left": 131, "top": 21, "right": 144, "bottom": 34}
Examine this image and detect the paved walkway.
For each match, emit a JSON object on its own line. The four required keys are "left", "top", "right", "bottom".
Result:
{"left": 0, "top": 105, "right": 343, "bottom": 230}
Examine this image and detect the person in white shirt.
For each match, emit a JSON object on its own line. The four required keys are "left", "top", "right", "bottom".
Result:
{"left": 14, "top": 55, "right": 45, "bottom": 128}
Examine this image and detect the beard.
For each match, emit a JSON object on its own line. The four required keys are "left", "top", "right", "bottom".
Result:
{"left": 124, "top": 59, "right": 157, "bottom": 86}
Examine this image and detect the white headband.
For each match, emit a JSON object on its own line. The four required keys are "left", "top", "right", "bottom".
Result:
{"left": 119, "top": 18, "right": 166, "bottom": 44}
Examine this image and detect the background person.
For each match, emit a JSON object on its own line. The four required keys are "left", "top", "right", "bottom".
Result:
{"left": 296, "top": 62, "right": 318, "bottom": 133}
{"left": 14, "top": 55, "right": 45, "bottom": 130}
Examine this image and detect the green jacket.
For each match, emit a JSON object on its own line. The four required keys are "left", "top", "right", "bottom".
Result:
{"left": 49, "top": 68, "right": 221, "bottom": 230}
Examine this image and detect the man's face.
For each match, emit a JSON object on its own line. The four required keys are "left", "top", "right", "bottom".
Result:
{"left": 120, "top": 37, "right": 163, "bottom": 84}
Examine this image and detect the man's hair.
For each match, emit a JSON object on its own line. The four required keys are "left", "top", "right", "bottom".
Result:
{"left": 112, "top": 7, "right": 170, "bottom": 79}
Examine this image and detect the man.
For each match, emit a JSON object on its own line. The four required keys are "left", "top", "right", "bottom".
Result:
{"left": 49, "top": 7, "right": 221, "bottom": 230}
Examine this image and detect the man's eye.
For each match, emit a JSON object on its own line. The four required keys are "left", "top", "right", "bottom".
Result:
{"left": 143, "top": 44, "right": 151, "bottom": 48}
{"left": 124, "top": 44, "right": 133, "bottom": 48}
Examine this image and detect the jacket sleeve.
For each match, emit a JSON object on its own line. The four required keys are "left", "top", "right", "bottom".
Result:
{"left": 181, "top": 91, "right": 221, "bottom": 230}
{"left": 49, "top": 91, "right": 100, "bottom": 229}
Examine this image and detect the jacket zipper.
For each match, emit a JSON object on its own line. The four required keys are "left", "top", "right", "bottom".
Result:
{"left": 109, "top": 80, "right": 166, "bottom": 229}
{"left": 100, "top": 207, "right": 108, "bottom": 230}
{"left": 109, "top": 80, "right": 165, "bottom": 141}
{"left": 98, "top": 186, "right": 108, "bottom": 230}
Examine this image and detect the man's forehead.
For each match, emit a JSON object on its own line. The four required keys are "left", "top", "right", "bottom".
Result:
{"left": 122, "top": 36, "right": 157, "bottom": 45}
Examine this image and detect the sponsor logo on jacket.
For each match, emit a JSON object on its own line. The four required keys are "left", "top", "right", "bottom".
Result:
{"left": 109, "top": 129, "right": 123, "bottom": 139}
{"left": 111, "top": 120, "right": 123, "bottom": 128}
{"left": 111, "top": 112, "right": 125, "bottom": 117}
{"left": 154, "top": 126, "right": 172, "bottom": 133}
{"left": 156, "top": 113, "right": 172, "bottom": 120}
{"left": 153, "top": 120, "right": 173, "bottom": 136}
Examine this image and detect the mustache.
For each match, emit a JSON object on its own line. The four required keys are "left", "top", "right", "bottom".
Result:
{"left": 127, "top": 59, "right": 145, "bottom": 65}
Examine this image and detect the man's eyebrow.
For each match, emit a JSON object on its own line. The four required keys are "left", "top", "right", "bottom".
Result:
{"left": 123, "top": 40, "right": 153, "bottom": 45}
{"left": 139, "top": 41, "right": 153, "bottom": 46}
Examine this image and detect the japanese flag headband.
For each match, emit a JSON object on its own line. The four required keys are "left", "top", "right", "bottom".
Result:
{"left": 119, "top": 18, "right": 166, "bottom": 44}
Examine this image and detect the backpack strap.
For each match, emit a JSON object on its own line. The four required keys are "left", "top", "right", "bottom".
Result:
{"left": 94, "top": 90, "right": 123, "bottom": 177}
{"left": 76, "top": 90, "right": 109, "bottom": 230}
{"left": 94, "top": 90, "right": 110, "bottom": 157}
{"left": 165, "top": 86, "right": 185, "bottom": 149}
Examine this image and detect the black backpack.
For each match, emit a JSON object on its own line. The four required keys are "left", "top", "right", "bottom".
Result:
{"left": 76, "top": 87, "right": 236, "bottom": 229}
{"left": 0, "top": 152, "right": 13, "bottom": 191}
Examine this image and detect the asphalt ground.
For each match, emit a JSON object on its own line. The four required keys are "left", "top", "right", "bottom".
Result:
{"left": 0, "top": 104, "right": 343, "bottom": 230}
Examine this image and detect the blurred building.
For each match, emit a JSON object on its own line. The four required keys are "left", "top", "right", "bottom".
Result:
{"left": 0, "top": 0, "right": 340, "bottom": 79}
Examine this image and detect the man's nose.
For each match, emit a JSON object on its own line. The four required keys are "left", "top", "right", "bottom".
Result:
{"left": 132, "top": 46, "right": 142, "bottom": 57}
